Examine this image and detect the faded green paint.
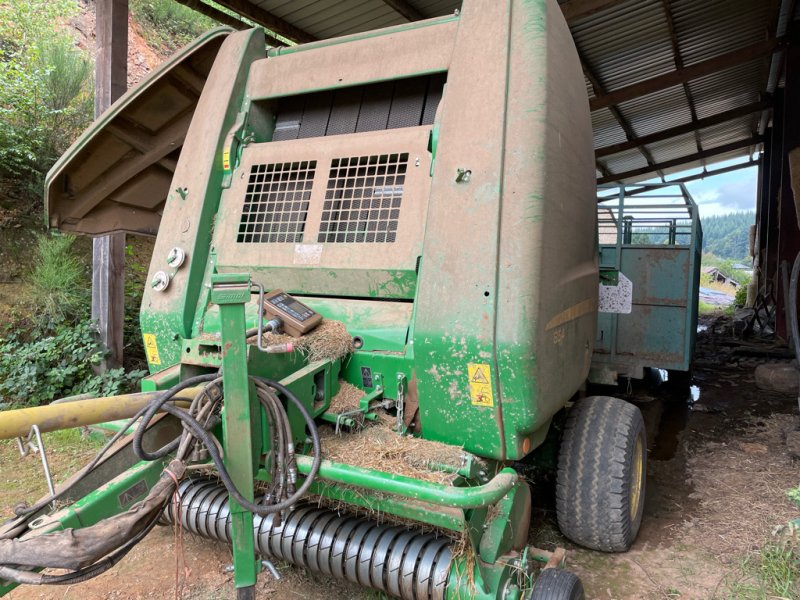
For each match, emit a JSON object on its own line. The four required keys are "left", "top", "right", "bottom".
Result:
{"left": 212, "top": 273, "right": 260, "bottom": 590}
{"left": 0, "top": 459, "right": 167, "bottom": 596}
{"left": 266, "top": 15, "right": 459, "bottom": 57}
{"left": 35, "top": 2, "right": 599, "bottom": 597}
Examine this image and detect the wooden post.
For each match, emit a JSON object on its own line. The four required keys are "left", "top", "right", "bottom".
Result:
{"left": 93, "top": 0, "right": 128, "bottom": 369}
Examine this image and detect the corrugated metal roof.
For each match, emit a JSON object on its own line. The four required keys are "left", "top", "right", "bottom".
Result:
{"left": 217, "top": 0, "right": 794, "bottom": 183}
{"left": 252, "top": 0, "right": 460, "bottom": 39}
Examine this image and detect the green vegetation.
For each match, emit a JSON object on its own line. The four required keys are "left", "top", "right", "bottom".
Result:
{"left": 31, "top": 233, "right": 88, "bottom": 325}
{"left": 727, "top": 541, "right": 800, "bottom": 600}
{"left": 702, "top": 211, "right": 754, "bottom": 261}
{"left": 0, "top": 235, "right": 145, "bottom": 408}
{"left": 131, "top": 0, "right": 218, "bottom": 51}
{"left": 0, "top": 0, "right": 93, "bottom": 201}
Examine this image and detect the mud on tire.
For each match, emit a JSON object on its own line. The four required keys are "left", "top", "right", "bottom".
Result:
{"left": 531, "top": 568, "right": 585, "bottom": 600}
{"left": 556, "top": 395, "right": 646, "bottom": 552}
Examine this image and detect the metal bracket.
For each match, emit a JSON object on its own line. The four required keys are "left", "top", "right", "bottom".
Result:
{"left": 16, "top": 424, "right": 55, "bottom": 503}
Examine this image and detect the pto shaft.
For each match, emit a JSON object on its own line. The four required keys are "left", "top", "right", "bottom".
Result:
{"left": 0, "top": 390, "right": 198, "bottom": 440}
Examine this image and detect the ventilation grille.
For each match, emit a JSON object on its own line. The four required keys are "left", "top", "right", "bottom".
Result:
{"left": 237, "top": 161, "right": 316, "bottom": 243}
{"left": 271, "top": 73, "right": 446, "bottom": 141}
{"left": 318, "top": 153, "right": 408, "bottom": 244}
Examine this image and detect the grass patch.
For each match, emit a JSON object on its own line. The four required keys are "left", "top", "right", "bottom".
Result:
{"left": 725, "top": 540, "right": 800, "bottom": 599}
{"left": 0, "top": 427, "right": 105, "bottom": 519}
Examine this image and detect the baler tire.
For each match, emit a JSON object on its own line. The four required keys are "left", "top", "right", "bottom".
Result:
{"left": 556, "top": 395, "right": 646, "bottom": 553}
{"left": 530, "top": 568, "right": 585, "bottom": 600}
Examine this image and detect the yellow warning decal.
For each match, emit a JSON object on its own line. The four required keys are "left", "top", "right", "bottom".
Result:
{"left": 222, "top": 148, "right": 231, "bottom": 171}
{"left": 468, "top": 363, "right": 494, "bottom": 407}
{"left": 143, "top": 333, "right": 161, "bottom": 366}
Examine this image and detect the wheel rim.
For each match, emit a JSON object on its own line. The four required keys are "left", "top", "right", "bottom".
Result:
{"left": 629, "top": 434, "right": 644, "bottom": 521}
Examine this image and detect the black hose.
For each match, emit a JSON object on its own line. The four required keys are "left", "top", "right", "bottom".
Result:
{"left": 145, "top": 379, "right": 321, "bottom": 515}
{"left": 132, "top": 373, "right": 219, "bottom": 461}
{"left": 129, "top": 373, "right": 321, "bottom": 515}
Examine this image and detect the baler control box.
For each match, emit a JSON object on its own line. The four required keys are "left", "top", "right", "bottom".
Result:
{"left": 263, "top": 289, "right": 322, "bottom": 337}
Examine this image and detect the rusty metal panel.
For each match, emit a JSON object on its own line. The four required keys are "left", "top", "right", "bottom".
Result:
{"left": 592, "top": 184, "right": 702, "bottom": 379}
{"left": 620, "top": 247, "right": 689, "bottom": 306}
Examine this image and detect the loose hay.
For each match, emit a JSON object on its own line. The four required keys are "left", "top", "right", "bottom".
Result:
{"left": 328, "top": 381, "right": 365, "bottom": 414}
{"left": 249, "top": 318, "right": 354, "bottom": 362}
{"left": 319, "top": 422, "right": 466, "bottom": 485}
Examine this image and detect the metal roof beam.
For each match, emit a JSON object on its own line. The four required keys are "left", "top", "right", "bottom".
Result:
{"left": 211, "top": 0, "right": 316, "bottom": 43}
{"left": 580, "top": 51, "right": 663, "bottom": 178}
{"left": 560, "top": 0, "right": 628, "bottom": 23}
{"left": 380, "top": 0, "right": 423, "bottom": 21}
{"left": 596, "top": 136, "right": 763, "bottom": 184}
{"left": 621, "top": 160, "right": 759, "bottom": 195}
{"left": 595, "top": 100, "right": 772, "bottom": 157}
{"left": 174, "top": 0, "right": 246, "bottom": 30}
{"left": 174, "top": 0, "right": 288, "bottom": 47}
{"left": 590, "top": 38, "right": 783, "bottom": 111}
{"left": 661, "top": 0, "right": 704, "bottom": 163}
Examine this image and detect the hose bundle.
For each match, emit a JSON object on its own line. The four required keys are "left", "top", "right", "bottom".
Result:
{"left": 0, "top": 372, "right": 321, "bottom": 585}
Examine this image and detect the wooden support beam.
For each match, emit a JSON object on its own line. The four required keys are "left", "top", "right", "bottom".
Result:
{"left": 93, "top": 0, "right": 128, "bottom": 370}
{"left": 211, "top": 0, "right": 316, "bottom": 43}
{"left": 595, "top": 100, "right": 772, "bottom": 157}
{"left": 590, "top": 38, "right": 783, "bottom": 111}
{"left": 597, "top": 136, "right": 763, "bottom": 184}
{"left": 560, "top": 0, "right": 628, "bottom": 23}
{"left": 381, "top": 0, "right": 423, "bottom": 21}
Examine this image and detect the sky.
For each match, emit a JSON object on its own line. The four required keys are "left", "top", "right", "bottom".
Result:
{"left": 641, "top": 156, "right": 758, "bottom": 219}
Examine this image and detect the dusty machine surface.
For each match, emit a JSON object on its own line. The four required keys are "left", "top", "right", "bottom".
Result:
{"left": 1, "top": 1, "right": 649, "bottom": 599}
{"left": 591, "top": 184, "right": 702, "bottom": 384}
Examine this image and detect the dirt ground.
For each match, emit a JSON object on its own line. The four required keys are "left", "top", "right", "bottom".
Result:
{"left": 3, "top": 316, "right": 799, "bottom": 599}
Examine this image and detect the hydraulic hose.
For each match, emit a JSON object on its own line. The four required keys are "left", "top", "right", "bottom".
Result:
{"left": 132, "top": 373, "right": 219, "bottom": 462}
{"left": 131, "top": 375, "right": 321, "bottom": 516}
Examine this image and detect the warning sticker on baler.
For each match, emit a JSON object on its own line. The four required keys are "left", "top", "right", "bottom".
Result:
{"left": 143, "top": 333, "right": 161, "bottom": 365}
{"left": 468, "top": 363, "right": 494, "bottom": 407}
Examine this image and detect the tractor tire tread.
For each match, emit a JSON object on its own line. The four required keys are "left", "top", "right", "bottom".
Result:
{"left": 555, "top": 396, "right": 646, "bottom": 552}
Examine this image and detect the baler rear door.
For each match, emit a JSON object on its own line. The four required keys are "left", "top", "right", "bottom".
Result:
{"left": 45, "top": 27, "right": 231, "bottom": 236}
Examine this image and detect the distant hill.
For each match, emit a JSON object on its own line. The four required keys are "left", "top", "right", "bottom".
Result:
{"left": 701, "top": 211, "right": 754, "bottom": 261}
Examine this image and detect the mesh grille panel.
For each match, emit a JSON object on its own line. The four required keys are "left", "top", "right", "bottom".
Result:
{"left": 318, "top": 153, "right": 409, "bottom": 243}
{"left": 237, "top": 161, "right": 316, "bottom": 243}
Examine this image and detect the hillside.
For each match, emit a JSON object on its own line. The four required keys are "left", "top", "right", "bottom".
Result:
{"left": 701, "top": 211, "right": 754, "bottom": 261}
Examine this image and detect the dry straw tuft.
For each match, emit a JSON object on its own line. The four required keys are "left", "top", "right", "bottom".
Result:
{"left": 249, "top": 319, "right": 355, "bottom": 362}
{"left": 320, "top": 421, "right": 466, "bottom": 485}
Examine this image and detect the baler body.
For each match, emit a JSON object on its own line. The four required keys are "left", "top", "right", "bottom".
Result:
{"left": 47, "top": 0, "right": 597, "bottom": 462}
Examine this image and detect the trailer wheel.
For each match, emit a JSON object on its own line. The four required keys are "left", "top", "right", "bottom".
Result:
{"left": 556, "top": 396, "right": 646, "bottom": 552}
{"left": 531, "top": 568, "right": 585, "bottom": 600}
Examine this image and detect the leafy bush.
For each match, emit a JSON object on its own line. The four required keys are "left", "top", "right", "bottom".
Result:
{"left": 30, "top": 233, "right": 89, "bottom": 325}
{"left": 0, "top": 319, "right": 146, "bottom": 407}
{"left": 0, "top": 235, "right": 145, "bottom": 407}
{"left": 131, "top": 0, "right": 217, "bottom": 51}
{"left": 0, "top": 0, "right": 93, "bottom": 199}
{"left": 733, "top": 282, "right": 748, "bottom": 308}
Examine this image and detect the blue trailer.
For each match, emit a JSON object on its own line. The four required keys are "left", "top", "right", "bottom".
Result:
{"left": 590, "top": 184, "right": 703, "bottom": 384}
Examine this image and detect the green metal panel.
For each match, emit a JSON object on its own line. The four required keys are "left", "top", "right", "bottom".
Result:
{"left": 592, "top": 184, "right": 703, "bottom": 378}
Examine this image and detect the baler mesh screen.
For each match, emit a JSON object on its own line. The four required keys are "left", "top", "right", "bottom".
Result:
{"left": 318, "top": 153, "right": 408, "bottom": 243}
{"left": 237, "top": 161, "right": 316, "bottom": 243}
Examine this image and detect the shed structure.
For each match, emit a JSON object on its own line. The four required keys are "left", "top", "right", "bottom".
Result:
{"left": 91, "top": 0, "right": 800, "bottom": 364}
